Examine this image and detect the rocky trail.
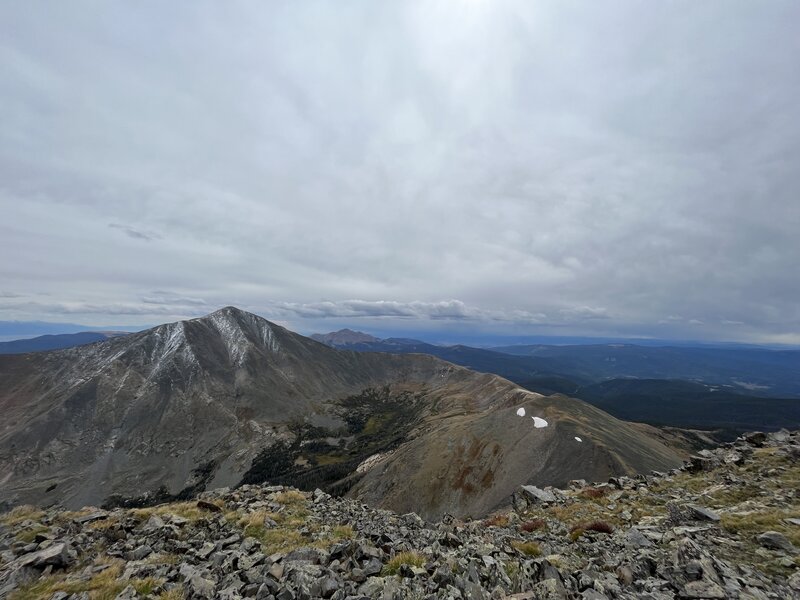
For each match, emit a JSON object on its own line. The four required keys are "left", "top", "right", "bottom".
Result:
{"left": 1, "top": 431, "right": 798, "bottom": 599}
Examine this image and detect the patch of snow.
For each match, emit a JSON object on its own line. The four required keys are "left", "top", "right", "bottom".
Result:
{"left": 732, "top": 380, "right": 770, "bottom": 392}
{"left": 356, "top": 451, "right": 393, "bottom": 474}
{"left": 516, "top": 407, "right": 526, "bottom": 417}
{"left": 532, "top": 416, "right": 549, "bottom": 428}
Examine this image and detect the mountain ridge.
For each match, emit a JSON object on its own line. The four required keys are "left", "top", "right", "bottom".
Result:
{"left": 0, "top": 307, "right": 684, "bottom": 520}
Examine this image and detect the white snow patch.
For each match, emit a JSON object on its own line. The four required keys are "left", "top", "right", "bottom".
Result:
{"left": 575, "top": 436, "right": 583, "bottom": 442}
{"left": 356, "top": 451, "right": 393, "bottom": 474}
{"left": 532, "top": 416, "right": 549, "bottom": 428}
{"left": 516, "top": 407, "right": 526, "bottom": 417}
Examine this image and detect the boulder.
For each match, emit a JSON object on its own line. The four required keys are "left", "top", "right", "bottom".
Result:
{"left": 16, "top": 542, "right": 76, "bottom": 569}
{"left": 520, "top": 485, "right": 557, "bottom": 504}
{"left": 687, "top": 506, "right": 721, "bottom": 522}
{"left": 756, "top": 531, "right": 796, "bottom": 552}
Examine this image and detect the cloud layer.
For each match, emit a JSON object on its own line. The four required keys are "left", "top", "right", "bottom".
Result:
{"left": 1, "top": 1, "right": 799, "bottom": 343}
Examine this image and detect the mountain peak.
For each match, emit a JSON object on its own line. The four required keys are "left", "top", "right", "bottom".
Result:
{"left": 310, "top": 329, "right": 379, "bottom": 346}
{"left": 203, "top": 305, "right": 254, "bottom": 322}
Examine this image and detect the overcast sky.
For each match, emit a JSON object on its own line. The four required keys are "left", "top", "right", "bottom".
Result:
{"left": 1, "top": 1, "right": 799, "bottom": 344}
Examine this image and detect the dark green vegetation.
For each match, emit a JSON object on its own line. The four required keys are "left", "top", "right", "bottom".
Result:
{"left": 240, "top": 387, "right": 425, "bottom": 495}
{"left": 519, "top": 379, "right": 800, "bottom": 439}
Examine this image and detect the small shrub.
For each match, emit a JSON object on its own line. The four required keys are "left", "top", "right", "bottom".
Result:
{"left": 483, "top": 514, "right": 510, "bottom": 527}
{"left": 520, "top": 519, "right": 546, "bottom": 532}
{"left": 569, "top": 521, "right": 614, "bottom": 539}
{"left": 580, "top": 487, "right": 608, "bottom": 500}
{"left": 383, "top": 551, "right": 426, "bottom": 575}
{"left": 511, "top": 540, "right": 541, "bottom": 557}
{"left": 569, "top": 527, "right": 585, "bottom": 542}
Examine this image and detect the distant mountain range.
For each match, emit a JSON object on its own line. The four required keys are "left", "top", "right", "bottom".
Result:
{"left": 0, "top": 331, "right": 129, "bottom": 354}
{"left": 310, "top": 328, "right": 379, "bottom": 346}
{"left": 312, "top": 330, "right": 800, "bottom": 434}
{"left": 0, "top": 307, "right": 684, "bottom": 519}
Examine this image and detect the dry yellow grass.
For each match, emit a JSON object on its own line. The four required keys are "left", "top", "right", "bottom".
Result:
{"left": 131, "top": 499, "right": 224, "bottom": 522}
{"left": 332, "top": 524, "right": 354, "bottom": 539}
{"left": 156, "top": 589, "right": 184, "bottom": 600}
{"left": 721, "top": 509, "right": 800, "bottom": 547}
{"left": 382, "top": 551, "right": 426, "bottom": 575}
{"left": 14, "top": 524, "right": 49, "bottom": 543}
{"left": 9, "top": 560, "right": 124, "bottom": 600}
{"left": 511, "top": 540, "right": 541, "bottom": 557}
{"left": 0, "top": 505, "right": 46, "bottom": 527}
{"left": 274, "top": 490, "right": 306, "bottom": 506}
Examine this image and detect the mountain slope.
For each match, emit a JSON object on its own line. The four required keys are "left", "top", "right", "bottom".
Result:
{"left": 0, "top": 307, "right": 684, "bottom": 519}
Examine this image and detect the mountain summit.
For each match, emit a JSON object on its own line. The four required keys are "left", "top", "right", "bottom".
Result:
{"left": 310, "top": 328, "right": 379, "bottom": 346}
{"left": 0, "top": 307, "right": 683, "bottom": 519}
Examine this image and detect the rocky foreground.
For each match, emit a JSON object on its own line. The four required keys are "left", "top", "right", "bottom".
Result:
{"left": 1, "top": 431, "right": 799, "bottom": 600}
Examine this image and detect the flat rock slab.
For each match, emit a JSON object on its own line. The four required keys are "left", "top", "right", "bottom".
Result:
{"left": 688, "top": 505, "right": 721, "bottom": 522}
{"left": 520, "top": 485, "right": 556, "bottom": 503}
{"left": 16, "top": 542, "right": 75, "bottom": 569}
{"left": 73, "top": 511, "right": 109, "bottom": 524}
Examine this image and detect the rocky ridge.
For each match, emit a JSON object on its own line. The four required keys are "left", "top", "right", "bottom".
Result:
{"left": 1, "top": 431, "right": 798, "bottom": 599}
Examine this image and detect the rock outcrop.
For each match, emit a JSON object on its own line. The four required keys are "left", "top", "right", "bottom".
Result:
{"left": 1, "top": 430, "right": 797, "bottom": 599}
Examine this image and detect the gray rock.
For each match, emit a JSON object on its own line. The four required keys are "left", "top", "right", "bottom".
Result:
{"left": 275, "top": 587, "right": 296, "bottom": 600}
{"left": 284, "top": 546, "right": 328, "bottom": 564}
{"left": 129, "top": 544, "right": 153, "bottom": 560}
{"left": 520, "top": 485, "right": 556, "bottom": 504}
{"left": 528, "top": 579, "right": 568, "bottom": 599}
{"left": 73, "top": 511, "right": 109, "bottom": 524}
{"left": 623, "top": 527, "right": 653, "bottom": 548}
{"left": 143, "top": 514, "right": 165, "bottom": 531}
{"left": 743, "top": 432, "right": 767, "bottom": 446}
{"left": 680, "top": 580, "right": 726, "bottom": 598}
{"left": 114, "top": 585, "right": 139, "bottom": 599}
{"left": 198, "top": 541, "right": 216, "bottom": 559}
{"left": 788, "top": 570, "right": 800, "bottom": 590}
{"left": 756, "top": 531, "right": 796, "bottom": 552}
{"left": 187, "top": 574, "right": 217, "bottom": 599}
{"left": 16, "top": 542, "right": 76, "bottom": 569}
{"left": 687, "top": 506, "right": 721, "bottom": 522}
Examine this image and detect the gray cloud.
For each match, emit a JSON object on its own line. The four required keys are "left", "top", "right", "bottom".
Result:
{"left": 0, "top": 1, "right": 798, "bottom": 344}
{"left": 142, "top": 292, "right": 208, "bottom": 307}
{"left": 273, "top": 300, "right": 550, "bottom": 324}
{"left": 108, "top": 223, "right": 161, "bottom": 241}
